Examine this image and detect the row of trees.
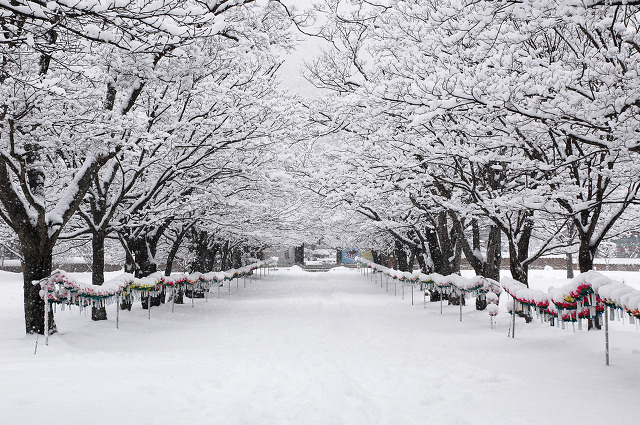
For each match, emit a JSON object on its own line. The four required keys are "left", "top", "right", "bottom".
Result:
{"left": 5, "top": 0, "right": 640, "bottom": 334}
{"left": 299, "top": 0, "right": 640, "bottom": 284}
{"left": 0, "top": 0, "right": 319, "bottom": 334}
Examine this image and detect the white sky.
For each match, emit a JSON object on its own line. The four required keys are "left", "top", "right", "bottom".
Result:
{"left": 277, "top": 0, "right": 327, "bottom": 97}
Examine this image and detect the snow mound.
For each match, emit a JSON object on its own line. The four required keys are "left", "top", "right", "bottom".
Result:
{"left": 327, "top": 266, "right": 352, "bottom": 273}
{"left": 285, "top": 265, "right": 307, "bottom": 274}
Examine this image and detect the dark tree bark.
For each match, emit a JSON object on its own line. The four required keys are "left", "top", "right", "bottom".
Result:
{"left": 484, "top": 226, "right": 502, "bottom": 281}
{"left": 394, "top": 240, "right": 409, "bottom": 272}
{"left": 91, "top": 231, "right": 107, "bottom": 321}
{"left": 425, "top": 226, "right": 449, "bottom": 275}
{"left": 21, "top": 239, "right": 57, "bottom": 335}
{"left": 566, "top": 252, "right": 574, "bottom": 279}
{"left": 294, "top": 244, "right": 304, "bottom": 265}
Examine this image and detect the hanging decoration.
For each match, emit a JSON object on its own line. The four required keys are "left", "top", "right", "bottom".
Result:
{"left": 39, "top": 260, "right": 274, "bottom": 309}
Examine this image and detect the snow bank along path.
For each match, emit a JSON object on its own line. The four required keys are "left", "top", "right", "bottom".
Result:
{"left": 1, "top": 267, "right": 639, "bottom": 425}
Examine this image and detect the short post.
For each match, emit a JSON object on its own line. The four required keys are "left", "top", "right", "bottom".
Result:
{"left": 171, "top": 288, "right": 175, "bottom": 313}
{"left": 117, "top": 293, "right": 120, "bottom": 329}
{"left": 605, "top": 308, "right": 610, "bottom": 366}
{"left": 440, "top": 288, "right": 443, "bottom": 314}
{"left": 228, "top": 279, "right": 231, "bottom": 294}
{"left": 411, "top": 282, "right": 414, "bottom": 305}
{"left": 459, "top": 292, "right": 463, "bottom": 322}
{"left": 218, "top": 282, "right": 221, "bottom": 299}
{"left": 512, "top": 297, "right": 516, "bottom": 338}
{"left": 402, "top": 282, "right": 404, "bottom": 300}
{"left": 148, "top": 292, "right": 151, "bottom": 319}
{"left": 44, "top": 286, "right": 49, "bottom": 346}
{"left": 205, "top": 285, "right": 208, "bottom": 303}
{"left": 192, "top": 287, "right": 195, "bottom": 307}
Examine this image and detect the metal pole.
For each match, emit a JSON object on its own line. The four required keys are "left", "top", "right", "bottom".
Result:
{"left": 605, "top": 308, "right": 610, "bottom": 366}
{"left": 440, "top": 289, "right": 443, "bottom": 314}
{"left": 205, "top": 285, "right": 208, "bottom": 303}
{"left": 117, "top": 294, "right": 120, "bottom": 328}
{"left": 171, "top": 288, "right": 175, "bottom": 313}
{"left": 236, "top": 277, "right": 239, "bottom": 292}
{"left": 148, "top": 292, "right": 151, "bottom": 319}
{"left": 459, "top": 293, "right": 463, "bottom": 322}
{"left": 512, "top": 297, "right": 516, "bottom": 338}
{"left": 192, "top": 287, "right": 195, "bottom": 307}
{"left": 411, "top": 282, "right": 414, "bottom": 305}
{"left": 44, "top": 287, "right": 49, "bottom": 346}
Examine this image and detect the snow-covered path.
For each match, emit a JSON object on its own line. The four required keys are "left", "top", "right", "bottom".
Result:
{"left": 1, "top": 267, "right": 639, "bottom": 424}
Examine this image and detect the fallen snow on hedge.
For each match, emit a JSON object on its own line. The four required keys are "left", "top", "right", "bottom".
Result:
{"left": 39, "top": 260, "right": 274, "bottom": 308}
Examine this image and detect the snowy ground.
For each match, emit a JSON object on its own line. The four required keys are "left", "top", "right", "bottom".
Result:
{"left": 1, "top": 267, "right": 639, "bottom": 425}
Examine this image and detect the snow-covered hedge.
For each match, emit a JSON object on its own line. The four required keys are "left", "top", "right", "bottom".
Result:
{"left": 355, "top": 257, "right": 502, "bottom": 298}
{"left": 39, "top": 260, "right": 273, "bottom": 308}
{"left": 502, "top": 271, "right": 640, "bottom": 323}
{"left": 356, "top": 258, "right": 640, "bottom": 324}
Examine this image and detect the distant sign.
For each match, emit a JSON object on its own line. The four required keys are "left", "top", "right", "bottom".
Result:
{"left": 341, "top": 249, "right": 359, "bottom": 264}
{"left": 341, "top": 249, "right": 372, "bottom": 264}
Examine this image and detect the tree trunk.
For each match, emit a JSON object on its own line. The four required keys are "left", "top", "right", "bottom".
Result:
{"left": 294, "top": 244, "right": 304, "bottom": 265}
{"left": 508, "top": 243, "right": 529, "bottom": 285}
{"left": 566, "top": 252, "right": 574, "bottom": 279}
{"left": 165, "top": 228, "right": 189, "bottom": 276}
{"left": 132, "top": 237, "right": 161, "bottom": 308}
{"left": 577, "top": 240, "right": 600, "bottom": 330}
{"left": 436, "top": 212, "right": 456, "bottom": 273}
{"left": 394, "top": 240, "right": 409, "bottom": 272}
{"left": 578, "top": 239, "right": 595, "bottom": 273}
{"left": 22, "top": 241, "right": 57, "bottom": 335}
{"left": 91, "top": 231, "right": 107, "bottom": 321}
{"left": 483, "top": 226, "right": 501, "bottom": 281}
{"left": 232, "top": 248, "right": 242, "bottom": 268}
{"left": 425, "top": 227, "right": 449, "bottom": 275}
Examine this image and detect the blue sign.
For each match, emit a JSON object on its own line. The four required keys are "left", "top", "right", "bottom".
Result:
{"left": 341, "top": 249, "right": 360, "bottom": 264}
